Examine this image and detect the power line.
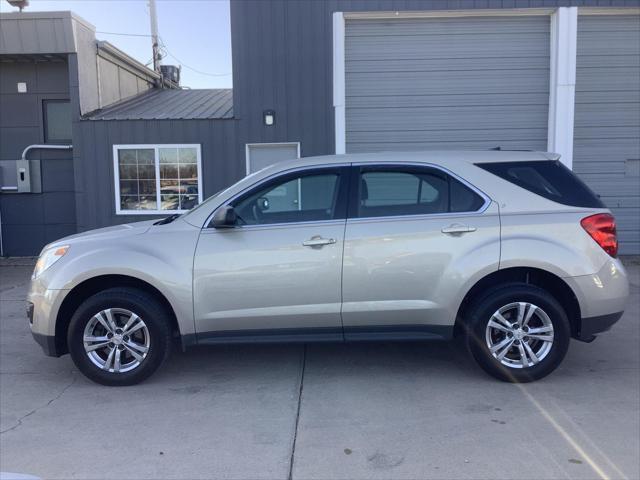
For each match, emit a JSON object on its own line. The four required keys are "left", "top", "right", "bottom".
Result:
{"left": 159, "top": 38, "right": 231, "bottom": 77}
{"left": 96, "top": 30, "right": 153, "bottom": 37}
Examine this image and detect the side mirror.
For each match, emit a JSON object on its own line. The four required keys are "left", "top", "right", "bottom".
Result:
{"left": 211, "top": 205, "right": 237, "bottom": 228}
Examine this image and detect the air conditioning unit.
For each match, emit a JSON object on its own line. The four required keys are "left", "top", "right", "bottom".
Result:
{"left": 160, "top": 65, "right": 180, "bottom": 85}
{"left": 7, "top": 0, "right": 29, "bottom": 11}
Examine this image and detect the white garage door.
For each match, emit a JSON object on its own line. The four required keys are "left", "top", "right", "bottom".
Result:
{"left": 344, "top": 15, "right": 551, "bottom": 153}
{"left": 573, "top": 14, "right": 640, "bottom": 255}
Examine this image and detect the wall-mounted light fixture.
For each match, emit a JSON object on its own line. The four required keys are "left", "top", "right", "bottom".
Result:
{"left": 263, "top": 110, "right": 275, "bottom": 126}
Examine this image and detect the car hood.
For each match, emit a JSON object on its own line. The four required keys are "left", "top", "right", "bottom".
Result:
{"left": 45, "top": 220, "right": 157, "bottom": 250}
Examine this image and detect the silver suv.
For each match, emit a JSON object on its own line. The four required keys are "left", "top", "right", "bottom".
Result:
{"left": 27, "top": 151, "right": 629, "bottom": 385}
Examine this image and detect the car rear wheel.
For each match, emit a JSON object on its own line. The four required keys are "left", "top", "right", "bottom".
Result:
{"left": 67, "top": 288, "right": 171, "bottom": 386}
{"left": 464, "top": 283, "right": 570, "bottom": 382}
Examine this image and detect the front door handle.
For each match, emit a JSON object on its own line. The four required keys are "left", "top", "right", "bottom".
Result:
{"left": 303, "top": 236, "right": 336, "bottom": 247}
{"left": 441, "top": 224, "right": 477, "bottom": 235}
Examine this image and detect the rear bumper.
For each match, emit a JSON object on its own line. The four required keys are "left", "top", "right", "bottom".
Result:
{"left": 576, "top": 311, "right": 624, "bottom": 342}
{"left": 565, "top": 257, "right": 629, "bottom": 319}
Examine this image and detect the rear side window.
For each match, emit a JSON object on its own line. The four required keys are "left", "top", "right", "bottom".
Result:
{"left": 355, "top": 166, "right": 486, "bottom": 218}
{"left": 478, "top": 160, "right": 605, "bottom": 208}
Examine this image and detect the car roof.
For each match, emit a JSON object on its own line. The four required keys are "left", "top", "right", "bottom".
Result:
{"left": 263, "top": 150, "right": 560, "bottom": 172}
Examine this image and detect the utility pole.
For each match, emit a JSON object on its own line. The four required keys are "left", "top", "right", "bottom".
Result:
{"left": 148, "top": 0, "right": 161, "bottom": 74}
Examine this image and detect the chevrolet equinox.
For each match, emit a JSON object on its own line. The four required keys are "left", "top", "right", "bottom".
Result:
{"left": 27, "top": 151, "right": 629, "bottom": 385}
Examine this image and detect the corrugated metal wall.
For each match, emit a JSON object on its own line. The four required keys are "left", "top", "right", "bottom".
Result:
{"left": 0, "top": 60, "right": 76, "bottom": 256}
{"left": 230, "top": 0, "right": 634, "bottom": 159}
{"left": 344, "top": 15, "right": 550, "bottom": 152}
{"left": 73, "top": 119, "right": 239, "bottom": 231}
{"left": 573, "top": 14, "right": 640, "bottom": 254}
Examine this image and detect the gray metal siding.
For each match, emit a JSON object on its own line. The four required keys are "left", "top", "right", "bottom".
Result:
{"left": 73, "top": 119, "right": 240, "bottom": 231}
{"left": 344, "top": 16, "right": 550, "bottom": 152}
{"left": 230, "top": 0, "right": 636, "bottom": 160}
{"left": 573, "top": 14, "right": 640, "bottom": 254}
{"left": 0, "top": 60, "right": 76, "bottom": 256}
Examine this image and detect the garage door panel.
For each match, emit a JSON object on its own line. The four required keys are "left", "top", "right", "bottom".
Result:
{"left": 346, "top": 16, "right": 550, "bottom": 36}
{"left": 574, "top": 126, "right": 640, "bottom": 140}
{"left": 346, "top": 139, "right": 548, "bottom": 153}
{"left": 346, "top": 57, "right": 550, "bottom": 74}
{"left": 346, "top": 93, "right": 550, "bottom": 109}
{"left": 574, "top": 104, "right": 640, "bottom": 127}
{"left": 345, "top": 15, "right": 550, "bottom": 154}
{"left": 347, "top": 128, "right": 548, "bottom": 143}
{"left": 347, "top": 105, "right": 548, "bottom": 131}
{"left": 575, "top": 69, "right": 640, "bottom": 93}
{"left": 346, "top": 36, "right": 549, "bottom": 61}
{"left": 574, "top": 15, "right": 640, "bottom": 253}
{"left": 346, "top": 70, "right": 548, "bottom": 96}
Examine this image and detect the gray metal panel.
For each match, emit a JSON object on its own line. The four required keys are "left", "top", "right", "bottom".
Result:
{"left": 247, "top": 144, "right": 299, "bottom": 173}
{"left": 86, "top": 89, "right": 234, "bottom": 120}
{"left": 0, "top": 60, "right": 76, "bottom": 256}
{"left": 344, "top": 15, "right": 550, "bottom": 152}
{"left": 574, "top": 14, "right": 640, "bottom": 254}
{"left": 229, "top": 0, "right": 632, "bottom": 163}
{"left": 73, "top": 118, "right": 240, "bottom": 231}
{"left": 0, "top": 12, "right": 77, "bottom": 55}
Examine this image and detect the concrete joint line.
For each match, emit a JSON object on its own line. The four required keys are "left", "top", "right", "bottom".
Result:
{"left": 288, "top": 345, "right": 307, "bottom": 480}
{"left": 0, "top": 375, "right": 76, "bottom": 435}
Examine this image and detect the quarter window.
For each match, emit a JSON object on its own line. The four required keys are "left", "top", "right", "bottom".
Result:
{"left": 114, "top": 144, "right": 202, "bottom": 214}
{"left": 233, "top": 170, "right": 343, "bottom": 225}
{"left": 356, "top": 167, "right": 485, "bottom": 218}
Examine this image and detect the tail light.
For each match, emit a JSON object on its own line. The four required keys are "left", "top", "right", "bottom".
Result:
{"left": 581, "top": 213, "right": 618, "bottom": 258}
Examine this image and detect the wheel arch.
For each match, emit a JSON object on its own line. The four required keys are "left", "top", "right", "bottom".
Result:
{"left": 454, "top": 267, "right": 581, "bottom": 338}
{"left": 55, "top": 275, "right": 181, "bottom": 355}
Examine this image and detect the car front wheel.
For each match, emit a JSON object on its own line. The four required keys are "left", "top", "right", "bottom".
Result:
{"left": 465, "top": 283, "right": 571, "bottom": 382}
{"left": 67, "top": 288, "right": 171, "bottom": 386}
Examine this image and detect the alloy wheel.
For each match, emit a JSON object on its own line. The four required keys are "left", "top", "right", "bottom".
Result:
{"left": 485, "top": 302, "right": 554, "bottom": 369}
{"left": 83, "top": 308, "right": 150, "bottom": 373}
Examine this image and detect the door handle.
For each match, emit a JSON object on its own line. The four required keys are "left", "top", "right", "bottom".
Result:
{"left": 302, "top": 236, "right": 336, "bottom": 247}
{"left": 441, "top": 224, "right": 477, "bottom": 235}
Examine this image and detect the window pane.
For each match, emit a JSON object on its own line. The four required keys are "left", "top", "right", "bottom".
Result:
{"left": 178, "top": 148, "right": 197, "bottom": 164}
{"left": 362, "top": 172, "right": 420, "bottom": 207}
{"left": 117, "top": 146, "right": 200, "bottom": 212}
{"left": 478, "top": 161, "right": 604, "bottom": 208}
{"left": 117, "top": 148, "right": 157, "bottom": 211}
{"left": 234, "top": 172, "right": 340, "bottom": 225}
{"left": 450, "top": 177, "right": 485, "bottom": 212}
{"left": 359, "top": 169, "right": 448, "bottom": 217}
{"left": 44, "top": 100, "right": 71, "bottom": 143}
{"left": 159, "top": 148, "right": 178, "bottom": 164}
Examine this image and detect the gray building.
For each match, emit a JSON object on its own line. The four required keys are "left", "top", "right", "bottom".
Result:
{"left": 0, "top": 11, "right": 169, "bottom": 255}
{"left": 1, "top": 2, "right": 639, "bottom": 256}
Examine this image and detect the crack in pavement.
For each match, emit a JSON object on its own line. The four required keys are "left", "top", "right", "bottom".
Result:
{"left": 0, "top": 375, "right": 76, "bottom": 435}
{"left": 288, "top": 345, "right": 306, "bottom": 480}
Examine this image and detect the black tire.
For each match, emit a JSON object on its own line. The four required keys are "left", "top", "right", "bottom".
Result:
{"left": 463, "top": 283, "right": 570, "bottom": 383}
{"left": 67, "top": 288, "right": 171, "bottom": 386}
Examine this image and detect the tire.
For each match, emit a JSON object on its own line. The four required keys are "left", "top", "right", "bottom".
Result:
{"left": 67, "top": 288, "right": 172, "bottom": 386}
{"left": 464, "top": 283, "right": 570, "bottom": 382}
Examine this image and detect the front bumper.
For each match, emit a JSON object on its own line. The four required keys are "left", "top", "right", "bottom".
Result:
{"left": 28, "top": 275, "right": 69, "bottom": 357}
{"left": 32, "top": 332, "right": 60, "bottom": 357}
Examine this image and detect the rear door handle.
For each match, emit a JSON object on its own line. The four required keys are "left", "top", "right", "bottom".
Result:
{"left": 441, "top": 224, "right": 477, "bottom": 235}
{"left": 303, "top": 236, "right": 336, "bottom": 247}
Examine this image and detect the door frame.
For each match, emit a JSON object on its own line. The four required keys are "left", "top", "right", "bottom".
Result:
{"left": 245, "top": 142, "right": 301, "bottom": 176}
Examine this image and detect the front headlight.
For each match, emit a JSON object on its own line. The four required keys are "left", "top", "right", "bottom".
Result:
{"left": 33, "top": 245, "right": 69, "bottom": 279}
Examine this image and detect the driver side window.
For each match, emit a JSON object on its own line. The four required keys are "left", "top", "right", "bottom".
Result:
{"left": 233, "top": 170, "right": 342, "bottom": 225}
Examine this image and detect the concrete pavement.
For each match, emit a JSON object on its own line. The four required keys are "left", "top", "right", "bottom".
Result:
{"left": 1, "top": 258, "right": 638, "bottom": 479}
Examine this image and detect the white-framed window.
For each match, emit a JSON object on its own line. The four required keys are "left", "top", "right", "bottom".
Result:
{"left": 113, "top": 144, "right": 203, "bottom": 215}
